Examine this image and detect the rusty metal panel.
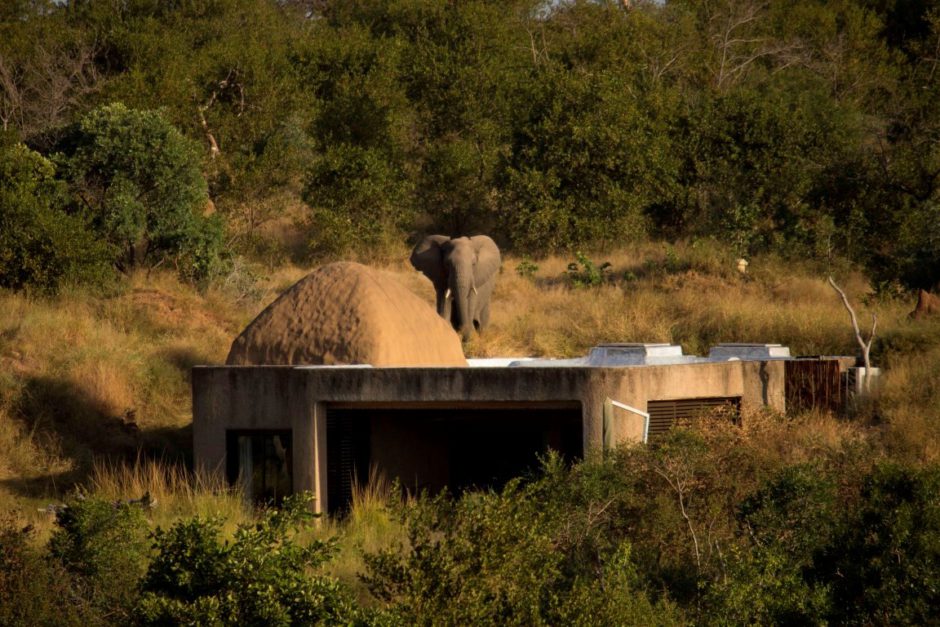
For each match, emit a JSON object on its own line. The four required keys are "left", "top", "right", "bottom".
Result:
{"left": 785, "top": 359, "right": 843, "bottom": 414}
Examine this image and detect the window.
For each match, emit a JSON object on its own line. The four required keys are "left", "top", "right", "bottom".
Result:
{"left": 226, "top": 431, "right": 293, "bottom": 504}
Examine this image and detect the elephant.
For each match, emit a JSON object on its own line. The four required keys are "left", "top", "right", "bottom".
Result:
{"left": 410, "top": 235, "right": 501, "bottom": 340}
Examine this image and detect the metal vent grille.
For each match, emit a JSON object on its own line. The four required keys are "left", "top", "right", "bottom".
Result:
{"left": 646, "top": 397, "right": 741, "bottom": 438}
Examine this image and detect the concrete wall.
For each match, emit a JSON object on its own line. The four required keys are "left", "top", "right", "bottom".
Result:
{"left": 192, "top": 360, "right": 787, "bottom": 513}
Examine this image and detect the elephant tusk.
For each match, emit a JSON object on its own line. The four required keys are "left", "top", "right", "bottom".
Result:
{"left": 472, "top": 285, "right": 478, "bottom": 295}
{"left": 444, "top": 288, "right": 451, "bottom": 300}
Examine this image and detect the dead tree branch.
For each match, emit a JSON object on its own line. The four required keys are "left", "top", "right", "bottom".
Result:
{"left": 828, "top": 275, "right": 877, "bottom": 391}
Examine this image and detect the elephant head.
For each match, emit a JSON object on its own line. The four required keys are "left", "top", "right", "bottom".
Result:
{"left": 410, "top": 235, "right": 501, "bottom": 340}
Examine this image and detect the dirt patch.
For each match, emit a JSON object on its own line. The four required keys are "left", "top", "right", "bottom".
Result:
{"left": 911, "top": 290, "right": 940, "bottom": 319}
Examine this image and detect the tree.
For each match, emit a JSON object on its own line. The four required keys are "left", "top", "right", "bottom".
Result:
{"left": 53, "top": 103, "right": 224, "bottom": 281}
{"left": 0, "top": 5, "right": 101, "bottom": 146}
{"left": 138, "top": 493, "right": 359, "bottom": 625}
{"left": 0, "top": 143, "right": 111, "bottom": 292}
{"left": 498, "top": 67, "right": 674, "bottom": 252}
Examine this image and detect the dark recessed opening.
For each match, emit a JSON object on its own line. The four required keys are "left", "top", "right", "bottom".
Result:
{"left": 226, "top": 430, "right": 293, "bottom": 505}
{"left": 326, "top": 404, "right": 582, "bottom": 516}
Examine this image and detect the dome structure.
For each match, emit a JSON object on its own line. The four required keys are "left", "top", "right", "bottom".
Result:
{"left": 226, "top": 262, "right": 467, "bottom": 367}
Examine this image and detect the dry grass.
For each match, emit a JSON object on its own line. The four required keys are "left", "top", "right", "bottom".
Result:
{"left": 438, "top": 241, "right": 911, "bottom": 359}
{"left": 0, "top": 241, "right": 937, "bottom": 577}
{"left": 875, "top": 341, "right": 940, "bottom": 462}
{"left": 0, "top": 270, "right": 247, "bottom": 524}
{"left": 313, "top": 466, "right": 408, "bottom": 603}
{"left": 87, "top": 457, "right": 251, "bottom": 531}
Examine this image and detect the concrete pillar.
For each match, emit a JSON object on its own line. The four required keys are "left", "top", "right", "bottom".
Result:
{"left": 291, "top": 388, "right": 329, "bottom": 514}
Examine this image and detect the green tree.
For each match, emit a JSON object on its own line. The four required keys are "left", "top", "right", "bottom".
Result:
{"left": 49, "top": 497, "right": 150, "bottom": 622}
{"left": 138, "top": 493, "right": 358, "bottom": 626}
{"left": 364, "top": 454, "right": 680, "bottom": 625}
{"left": 498, "top": 67, "right": 674, "bottom": 251}
{"left": 0, "top": 143, "right": 111, "bottom": 292}
{"left": 53, "top": 103, "right": 224, "bottom": 281}
{"left": 815, "top": 463, "right": 940, "bottom": 625}
{"left": 295, "top": 24, "right": 414, "bottom": 258}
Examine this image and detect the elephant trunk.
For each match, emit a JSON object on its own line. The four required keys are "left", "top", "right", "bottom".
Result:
{"left": 450, "top": 272, "right": 474, "bottom": 340}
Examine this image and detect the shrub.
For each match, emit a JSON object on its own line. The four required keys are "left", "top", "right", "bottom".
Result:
{"left": 0, "top": 515, "right": 94, "bottom": 626}
{"left": 302, "top": 144, "right": 412, "bottom": 259}
{"left": 53, "top": 103, "right": 224, "bottom": 281}
{"left": 701, "top": 464, "right": 838, "bottom": 624}
{"left": 0, "top": 143, "right": 111, "bottom": 292}
{"left": 48, "top": 496, "right": 150, "bottom": 621}
{"left": 565, "top": 251, "right": 611, "bottom": 288}
{"left": 514, "top": 255, "right": 539, "bottom": 279}
{"left": 814, "top": 462, "right": 940, "bottom": 625}
{"left": 363, "top": 455, "right": 678, "bottom": 625}
{"left": 137, "top": 493, "right": 359, "bottom": 625}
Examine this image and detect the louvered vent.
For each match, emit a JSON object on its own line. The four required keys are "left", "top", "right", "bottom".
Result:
{"left": 646, "top": 397, "right": 741, "bottom": 438}
{"left": 326, "top": 413, "right": 353, "bottom": 515}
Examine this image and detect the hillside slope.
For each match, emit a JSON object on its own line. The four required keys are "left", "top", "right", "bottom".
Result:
{"left": 1, "top": 243, "right": 938, "bottom": 511}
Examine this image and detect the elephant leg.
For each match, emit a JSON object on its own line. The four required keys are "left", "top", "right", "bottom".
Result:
{"left": 478, "top": 301, "right": 490, "bottom": 330}
{"left": 474, "top": 281, "right": 495, "bottom": 332}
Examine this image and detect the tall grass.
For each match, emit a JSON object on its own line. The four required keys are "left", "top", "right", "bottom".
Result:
{"left": 444, "top": 241, "right": 911, "bottom": 359}
{"left": 87, "top": 457, "right": 250, "bottom": 530}
{"left": 316, "top": 466, "right": 408, "bottom": 603}
{"left": 0, "top": 242, "right": 937, "bottom": 589}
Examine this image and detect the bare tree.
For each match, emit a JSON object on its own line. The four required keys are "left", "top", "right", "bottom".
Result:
{"left": 828, "top": 276, "right": 878, "bottom": 392}
{"left": 0, "top": 39, "right": 100, "bottom": 142}
{"left": 705, "top": 0, "right": 805, "bottom": 91}
{"left": 195, "top": 68, "right": 245, "bottom": 160}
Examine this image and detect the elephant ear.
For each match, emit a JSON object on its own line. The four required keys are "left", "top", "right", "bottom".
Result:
{"left": 470, "top": 235, "right": 501, "bottom": 287}
{"left": 410, "top": 235, "right": 451, "bottom": 288}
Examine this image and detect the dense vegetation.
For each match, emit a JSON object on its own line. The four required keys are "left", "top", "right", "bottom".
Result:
{"left": 3, "top": 433, "right": 940, "bottom": 624}
{"left": 2, "top": 0, "right": 939, "bottom": 288}
{"left": 3, "top": 1, "right": 940, "bottom": 625}
{"left": 1, "top": 246, "right": 938, "bottom": 625}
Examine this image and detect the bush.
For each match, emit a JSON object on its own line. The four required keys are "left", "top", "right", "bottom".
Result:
{"left": 49, "top": 496, "right": 150, "bottom": 621}
{"left": 137, "top": 493, "right": 359, "bottom": 625}
{"left": 498, "top": 69, "right": 665, "bottom": 252}
{"left": 0, "top": 515, "right": 94, "bottom": 626}
{"left": 363, "top": 455, "right": 678, "bottom": 625}
{"left": 815, "top": 462, "right": 940, "bottom": 625}
{"left": 53, "top": 103, "right": 224, "bottom": 281}
{"left": 0, "top": 144, "right": 111, "bottom": 292}
{"left": 302, "top": 144, "right": 412, "bottom": 259}
{"left": 565, "top": 251, "right": 611, "bottom": 288}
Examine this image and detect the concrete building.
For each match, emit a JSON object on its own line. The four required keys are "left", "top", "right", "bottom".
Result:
{"left": 192, "top": 343, "right": 849, "bottom": 514}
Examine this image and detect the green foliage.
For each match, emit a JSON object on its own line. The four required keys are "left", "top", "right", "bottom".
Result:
{"left": 499, "top": 68, "right": 666, "bottom": 251}
{"left": 295, "top": 24, "right": 414, "bottom": 258}
{"left": 49, "top": 496, "right": 150, "bottom": 621}
{"left": 4, "top": 0, "right": 939, "bottom": 287}
{"left": 514, "top": 255, "right": 539, "bottom": 279}
{"left": 815, "top": 462, "right": 940, "bottom": 625}
{"left": 302, "top": 144, "right": 412, "bottom": 259}
{"left": 702, "top": 464, "right": 838, "bottom": 624}
{"left": 565, "top": 252, "right": 611, "bottom": 288}
{"left": 53, "top": 103, "right": 224, "bottom": 281}
{"left": 0, "top": 516, "right": 94, "bottom": 626}
{"left": 657, "top": 87, "right": 859, "bottom": 256}
{"left": 363, "top": 455, "right": 678, "bottom": 625}
{"left": 0, "top": 144, "right": 112, "bottom": 292}
{"left": 138, "top": 492, "right": 359, "bottom": 625}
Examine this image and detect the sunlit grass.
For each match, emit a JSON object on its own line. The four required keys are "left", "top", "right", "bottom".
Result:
{"left": 0, "top": 240, "right": 937, "bottom": 595}
{"left": 316, "top": 466, "right": 408, "bottom": 604}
